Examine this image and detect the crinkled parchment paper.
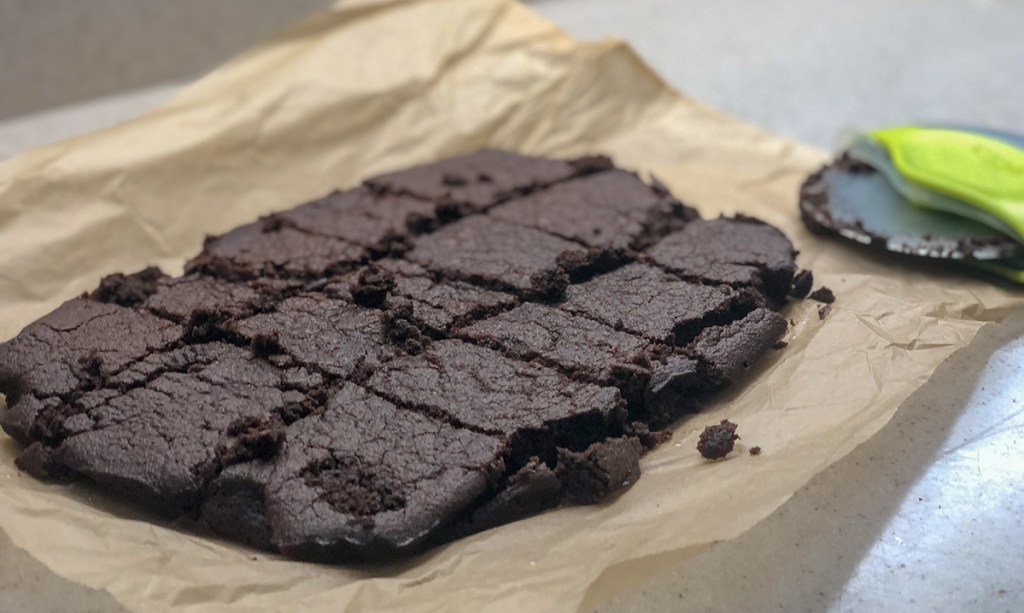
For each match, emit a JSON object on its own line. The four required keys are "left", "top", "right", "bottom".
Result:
{"left": 0, "top": 0, "right": 1020, "bottom": 611}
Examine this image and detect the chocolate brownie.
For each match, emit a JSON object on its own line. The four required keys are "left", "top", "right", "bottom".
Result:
{"left": 0, "top": 150, "right": 806, "bottom": 563}
{"left": 365, "top": 148, "right": 582, "bottom": 214}
{"left": 648, "top": 217, "right": 798, "bottom": 304}
{"left": 687, "top": 308, "right": 788, "bottom": 389}
{"left": 204, "top": 383, "right": 506, "bottom": 560}
{"left": 142, "top": 275, "right": 264, "bottom": 322}
{"left": 490, "top": 170, "right": 691, "bottom": 249}
{"left": 268, "top": 187, "right": 437, "bottom": 254}
{"left": 230, "top": 295, "right": 395, "bottom": 378}
{"left": 458, "top": 302, "right": 657, "bottom": 408}
{"left": 365, "top": 340, "right": 625, "bottom": 456}
{"left": 186, "top": 222, "right": 366, "bottom": 280}
{"left": 329, "top": 260, "right": 517, "bottom": 334}
{"left": 560, "top": 263, "right": 750, "bottom": 345}
{"left": 406, "top": 215, "right": 578, "bottom": 301}
{"left": 0, "top": 298, "right": 181, "bottom": 445}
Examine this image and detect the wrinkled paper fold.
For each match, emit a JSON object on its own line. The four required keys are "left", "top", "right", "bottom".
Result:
{"left": 0, "top": 0, "right": 1020, "bottom": 611}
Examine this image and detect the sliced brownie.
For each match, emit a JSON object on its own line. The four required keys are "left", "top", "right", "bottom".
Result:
{"left": 0, "top": 150, "right": 809, "bottom": 563}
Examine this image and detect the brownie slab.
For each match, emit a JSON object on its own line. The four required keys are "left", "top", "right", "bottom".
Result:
{"left": 0, "top": 149, "right": 808, "bottom": 563}
{"left": 490, "top": 170, "right": 689, "bottom": 248}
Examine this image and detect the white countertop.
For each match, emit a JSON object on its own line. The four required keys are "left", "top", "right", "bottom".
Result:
{"left": 1, "top": 1, "right": 1022, "bottom": 611}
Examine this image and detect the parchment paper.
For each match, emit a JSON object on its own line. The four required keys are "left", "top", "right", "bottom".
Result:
{"left": 0, "top": 0, "right": 1020, "bottom": 611}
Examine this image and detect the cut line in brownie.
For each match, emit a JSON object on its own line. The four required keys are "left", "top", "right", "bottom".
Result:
{"left": 0, "top": 149, "right": 808, "bottom": 563}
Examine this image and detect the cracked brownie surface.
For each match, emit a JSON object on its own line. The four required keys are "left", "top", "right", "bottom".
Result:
{"left": 0, "top": 150, "right": 805, "bottom": 562}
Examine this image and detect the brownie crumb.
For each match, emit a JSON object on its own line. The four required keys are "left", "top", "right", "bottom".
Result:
{"left": 528, "top": 268, "right": 570, "bottom": 302}
{"left": 789, "top": 269, "right": 814, "bottom": 299}
{"left": 808, "top": 286, "right": 835, "bottom": 303}
{"left": 183, "top": 308, "right": 237, "bottom": 344}
{"left": 14, "top": 442, "right": 76, "bottom": 482}
{"left": 302, "top": 455, "right": 406, "bottom": 518}
{"left": 406, "top": 211, "right": 437, "bottom": 234}
{"left": 382, "top": 302, "right": 425, "bottom": 355}
{"left": 350, "top": 265, "right": 396, "bottom": 308}
{"left": 442, "top": 172, "right": 468, "bottom": 187}
{"left": 556, "top": 437, "right": 643, "bottom": 504}
{"left": 749, "top": 446, "right": 762, "bottom": 456}
{"left": 818, "top": 304, "right": 833, "bottom": 319}
{"left": 772, "top": 340, "right": 788, "bottom": 350}
{"left": 697, "top": 420, "right": 740, "bottom": 460}
{"left": 569, "top": 154, "right": 615, "bottom": 176}
{"left": 251, "top": 333, "right": 284, "bottom": 359}
{"left": 90, "top": 267, "right": 168, "bottom": 307}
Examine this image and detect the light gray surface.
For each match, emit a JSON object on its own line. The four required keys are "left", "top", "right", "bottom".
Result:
{"left": 1, "top": 1, "right": 1022, "bottom": 612}
{"left": 0, "top": 0, "right": 332, "bottom": 120}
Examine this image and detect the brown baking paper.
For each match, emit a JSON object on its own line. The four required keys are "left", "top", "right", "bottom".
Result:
{"left": 0, "top": 0, "right": 1020, "bottom": 611}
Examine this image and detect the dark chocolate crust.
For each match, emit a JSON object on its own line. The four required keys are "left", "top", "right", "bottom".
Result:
{"left": 0, "top": 149, "right": 801, "bottom": 562}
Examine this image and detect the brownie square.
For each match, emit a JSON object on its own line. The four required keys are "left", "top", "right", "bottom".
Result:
{"left": 0, "top": 299, "right": 181, "bottom": 443}
{"left": 458, "top": 302, "right": 652, "bottom": 398}
{"left": 231, "top": 295, "right": 394, "bottom": 377}
{"left": 271, "top": 187, "right": 438, "bottom": 252}
{"left": 490, "top": 170, "right": 686, "bottom": 248}
{"left": 365, "top": 149, "right": 577, "bottom": 213}
{"left": 187, "top": 223, "right": 366, "bottom": 280}
{"left": 203, "top": 383, "right": 506, "bottom": 561}
{"left": 647, "top": 217, "right": 797, "bottom": 303}
{"left": 688, "top": 307, "right": 787, "bottom": 388}
{"left": 143, "top": 275, "right": 264, "bottom": 322}
{"left": 53, "top": 343, "right": 296, "bottom": 511}
{"left": 365, "top": 340, "right": 625, "bottom": 451}
{"left": 334, "top": 260, "right": 518, "bottom": 333}
{"left": 406, "top": 216, "right": 578, "bottom": 300}
{"left": 561, "top": 263, "right": 743, "bottom": 345}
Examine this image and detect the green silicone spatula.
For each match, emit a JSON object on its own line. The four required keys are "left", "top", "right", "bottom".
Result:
{"left": 801, "top": 125, "right": 1024, "bottom": 284}
{"left": 867, "top": 126, "right": 1024, "bottom": 241}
